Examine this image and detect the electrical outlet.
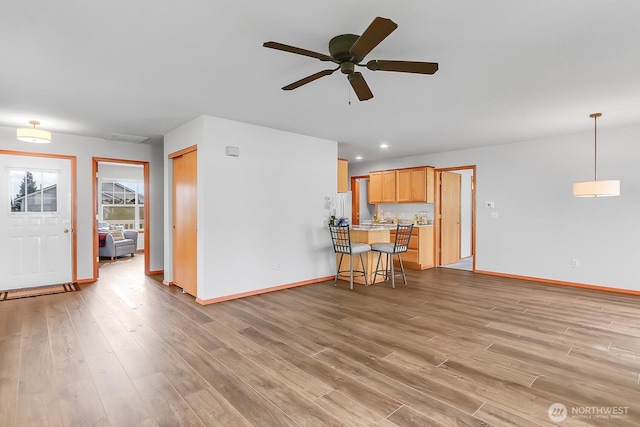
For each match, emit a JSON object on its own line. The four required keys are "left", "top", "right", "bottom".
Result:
{"left": 571, "top": 259, "right": 579, "bottom": 268}
{"left": 276, "top": 262, "right": 281, "bottom": 270}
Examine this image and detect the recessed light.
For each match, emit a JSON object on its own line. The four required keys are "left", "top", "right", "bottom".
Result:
{"left": 355, "top": 156, "right": 363, "bottom": 160}
{"left": 380, "top": 144, "right": 389, "bottom": 149}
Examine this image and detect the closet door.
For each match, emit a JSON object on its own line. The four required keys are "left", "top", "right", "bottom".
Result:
{"left": 172, "top": 148, "right": 197, "bottom": 296}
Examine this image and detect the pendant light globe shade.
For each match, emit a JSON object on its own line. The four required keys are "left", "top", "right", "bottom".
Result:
{"left": 573, "top": 180, "right": 620, "bottom": 197}
{"left": 17, "top": 120, "right": 52, "bottom": 143}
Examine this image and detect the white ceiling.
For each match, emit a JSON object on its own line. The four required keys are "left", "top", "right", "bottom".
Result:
{"left": 2, "top": 1, "right": 639, "bottom": 163}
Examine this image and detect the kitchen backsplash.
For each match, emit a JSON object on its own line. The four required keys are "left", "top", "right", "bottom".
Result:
{"left": 376, "top": 203, "right": 434, "bottom": 221}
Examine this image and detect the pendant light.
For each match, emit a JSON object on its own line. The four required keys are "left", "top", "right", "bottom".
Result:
{"left": 572, "top": 113, "right": 620, "bottom": 197}
{"left": 17, "top": 120, "right": 52, "bottom": 144}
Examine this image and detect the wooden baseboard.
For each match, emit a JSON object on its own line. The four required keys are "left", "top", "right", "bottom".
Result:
{"left": 400, "top": 260, "right": 434, "bottom": 270}
{"left": 475, "top": 270, "right": 640, "bottom": 297}
{"left": 195, "top": 276, "right": 334, "bottom": 305}
{"left": 76, "top": 277, "right": 96, "bottom": 284}
{"left": 148, "top": 269, "right": 163, "bottom": 275}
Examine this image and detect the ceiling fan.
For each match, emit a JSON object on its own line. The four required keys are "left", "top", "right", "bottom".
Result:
{"left": 263, "top": 17, "right": 438, "bottom": 101}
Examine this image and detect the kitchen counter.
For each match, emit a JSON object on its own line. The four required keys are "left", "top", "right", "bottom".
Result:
{"left": 351, "top": 223, "right": 433, "bottom": 231}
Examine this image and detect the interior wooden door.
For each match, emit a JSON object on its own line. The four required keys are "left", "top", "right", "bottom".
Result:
{"left": 172, "top": 149, "right": 197, "bottom": 296}
{"left": 440, "top": 171, "right": 461, "bottom": 265}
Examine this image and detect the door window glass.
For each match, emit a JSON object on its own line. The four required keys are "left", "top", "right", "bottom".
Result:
{"left": 10, "top": 169, "right": 58, "bottom": 213}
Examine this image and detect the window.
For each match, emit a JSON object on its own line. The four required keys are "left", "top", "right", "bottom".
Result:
{"left": 10, "top": 169, "right": 58, "bottom": 213}
{"left": 101, "top": 180, "right": 144, "bottom": 230}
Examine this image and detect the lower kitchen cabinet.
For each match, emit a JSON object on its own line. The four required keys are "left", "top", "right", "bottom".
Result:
{"left": 389, "top": 225, "right": 434, "bottom": 270}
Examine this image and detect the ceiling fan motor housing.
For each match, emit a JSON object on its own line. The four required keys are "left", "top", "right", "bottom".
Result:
{"left": 329, "top": 34, "right": 361, "bottom": 62}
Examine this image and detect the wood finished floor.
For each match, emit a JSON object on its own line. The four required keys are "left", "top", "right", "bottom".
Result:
{"left": 1, "top": 256, "right": 639, "bottom": 426}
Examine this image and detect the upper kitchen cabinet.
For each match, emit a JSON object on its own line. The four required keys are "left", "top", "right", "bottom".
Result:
{"left": 396, "top": 166, "right": 435, "bottom": 203}
{"left": 337, "top": 158, "right": 348, "bottom": 193}
{"left": 369, "top": 170, "right": 397, "bottom": 203}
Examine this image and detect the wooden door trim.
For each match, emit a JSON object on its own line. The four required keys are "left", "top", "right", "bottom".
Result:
{"left": 435, "top": 165, "right": 476, "bottom": 271}
{"left": 169, "top": 144, "right": 197, "bottom": 159}
{"left": 92, "top": 157, "right": 151, "bottom": 279}
{"left": 1, "top": 150, "right": 77, "bottom": 283}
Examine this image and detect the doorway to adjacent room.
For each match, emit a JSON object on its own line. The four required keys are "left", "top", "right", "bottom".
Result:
{"left": 436, "top": 165, "right": 475, "bottom": 271}
{"left": 93, "top": 158, "right": 150, "bottom": 279}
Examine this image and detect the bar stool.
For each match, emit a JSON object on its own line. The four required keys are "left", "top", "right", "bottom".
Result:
{"left": 371, "top": 224, "right": 414, "bottom": 288}
{"left": 328, "top": 224, "right": 371, "bottom": 290}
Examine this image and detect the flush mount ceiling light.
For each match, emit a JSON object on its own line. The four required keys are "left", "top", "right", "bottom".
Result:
{"left": 573, "top": 113, "right": 620, "bottom": 197}
{"left": 17, "top": 120, "right": 52, "bottom": 143}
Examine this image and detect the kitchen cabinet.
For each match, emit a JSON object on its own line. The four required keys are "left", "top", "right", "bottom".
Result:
{"left": 337, "top": 158, "right": 348, "bottom": 193}
{"left": 370, "top": 166, "right": 434, "bottom": 204}
{"left": 426, "top": 166, "right": 435, "bottom": 203}
{"left": 369, "top": 170, "right": 396, "bottom": 203}
{"left": 369, "top": 172, "right": 382, "bottom": 203}
{"left": 396, "top": 166, "right": 435, "bottom": 203}
{"left": 390, "top": 225, "right": 434, "bottom": 270}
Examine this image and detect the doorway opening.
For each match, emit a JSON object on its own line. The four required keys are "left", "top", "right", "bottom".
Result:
{"left": 93, "top": 158, "right": 150, "bottom": 279}
{"left": 436, "top": 165, "right": 475, "bottom": 272}
{"left": 350, "top": 175, "right": 375, "bottom": 225}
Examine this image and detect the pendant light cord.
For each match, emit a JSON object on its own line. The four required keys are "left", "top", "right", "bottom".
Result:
{"left": 590, "top": 112, "right": 602, "bottom": 181}
{"left": 593, "top": 114, "right": 598, "bottom": 181}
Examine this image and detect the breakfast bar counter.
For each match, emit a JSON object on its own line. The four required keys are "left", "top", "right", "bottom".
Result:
{"left": 337, "top": 226, "right": 393, "bottom": 285}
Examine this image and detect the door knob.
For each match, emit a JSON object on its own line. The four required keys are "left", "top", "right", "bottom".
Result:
{"left": 64, "top": 229, "right": 69, "bottom": 233}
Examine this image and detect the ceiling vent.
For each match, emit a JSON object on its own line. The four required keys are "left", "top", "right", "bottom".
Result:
{"left": 103, "top": 132, "right": 149, "bottom": 144}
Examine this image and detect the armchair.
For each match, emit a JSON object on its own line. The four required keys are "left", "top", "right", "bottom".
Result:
{"left": 98, "top": 222, "right": 138, "bottom": 259}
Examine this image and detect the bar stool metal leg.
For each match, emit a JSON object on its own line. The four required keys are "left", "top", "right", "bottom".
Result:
{"left": 349, "top": 254, "right": 354, "bottom": 290}
{"left": 372, "top": 252, "right": 382, "bottom": 285}
{"left": 335, "top": 253, "right": 344, "bottom": 286}
{"left": 389, "top": 253, "right": 396, "bottom": 289}
{"left": 360, "top": 253, "right": 369, "bottom": 286}
{"left": 398, "top": 254, "right": 407, "bottom": 285}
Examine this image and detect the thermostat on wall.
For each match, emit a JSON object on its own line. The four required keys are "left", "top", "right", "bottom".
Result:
{"left": 225, "top": 146, "right": 240, "bottom": 157}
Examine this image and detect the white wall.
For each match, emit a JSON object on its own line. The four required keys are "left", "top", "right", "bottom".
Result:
{"left": 98, "top": 162, "right": 144, "bottom": 181}
{"left": 351, "top": 125, "right": 640, "bottom": 291}
{"left": 0, "top": 125, "right": 164, "bottom": 279}
{"left": 164, "top": 115, "right": 337, "bottom": 301}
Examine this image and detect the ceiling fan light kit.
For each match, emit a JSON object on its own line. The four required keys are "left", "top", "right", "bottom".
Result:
{"left": 264, "top": 17, "right": 438, "bottom": 101}
{"left": 17, "top": 120, "right": 52, "bottom": 144}
{"left": 572, "top": 113, "right": 620, "bottom": 197}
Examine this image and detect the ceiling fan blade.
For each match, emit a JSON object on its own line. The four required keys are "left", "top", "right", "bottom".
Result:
{"left": 282, "top": 68, "right": 338, "bottom": 91}
{"left": 349, "top": 17, "right": 398, "bottom": 62}
{"left": 366, "top": 60, "right": 439, "bottom": 74}
{"left": 348, "top": 72, "right": 373, "bottom": 101}
{"left": 263, "top": 41, "right": 333, "bottom": 61}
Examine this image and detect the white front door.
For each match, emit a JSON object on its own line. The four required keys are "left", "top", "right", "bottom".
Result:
{"left": 0, "top": 154, "right": 73, "bottom": 290}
